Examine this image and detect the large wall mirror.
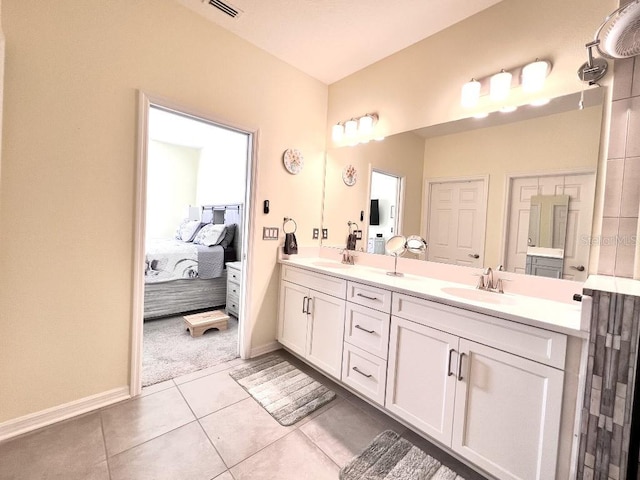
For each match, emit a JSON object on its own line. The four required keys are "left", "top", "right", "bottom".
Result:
{"left": 322, "top": 89, "right": 604, "bottom": 282}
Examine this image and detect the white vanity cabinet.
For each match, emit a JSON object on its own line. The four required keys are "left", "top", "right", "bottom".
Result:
{"left": 277, "top": 265, "right": 347, "bottom": 379}
{"left": 386, "top": 293, "right": 566, "bottom": 480}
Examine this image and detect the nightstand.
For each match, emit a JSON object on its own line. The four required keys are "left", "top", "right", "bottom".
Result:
{"left": 226, "top": 261, "right": 242, "bottom": 318}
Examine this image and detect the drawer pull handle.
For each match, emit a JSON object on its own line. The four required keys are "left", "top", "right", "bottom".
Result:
{"left": 302, "top": 296, "right": 308, "bottom": 314}
{"left": 447, "top": 348, "right": 456, "bottom": 377}
{"left": 457, "top": 352, "right": 466, "bottom": 381}
{"left": 352, "top": 366, "right": 372, "bottom": 378}
{"left": 355, "top": 324, "right": 375, "bottom": 334}
{"left": 356, "top": 293, "right": 378, "bottom": 301}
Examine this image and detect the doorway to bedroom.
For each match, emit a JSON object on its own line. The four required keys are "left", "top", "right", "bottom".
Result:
{"left": 139, "top": 103, "right": 250, "bottom": 388}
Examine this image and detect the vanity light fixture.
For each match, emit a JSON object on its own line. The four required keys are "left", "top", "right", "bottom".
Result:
{"left": 490, "top": 70, "right": 513, "bottom": 101}
{"left": 461, "top": 59, "right": 552, "bottom": 109}
{"left": 332, "top": 113, "right": 380, "bottom": 144}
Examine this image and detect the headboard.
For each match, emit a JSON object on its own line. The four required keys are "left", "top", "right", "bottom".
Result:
{"left": 201, "top": 204, "right": 243, "bottom": 259}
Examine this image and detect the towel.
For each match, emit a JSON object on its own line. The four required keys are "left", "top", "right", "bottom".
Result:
{"left": 284, "top": 232, "right": 298, "bottom": 255}
{"left": 346, "top": 233, "right": 357, "bottom": 250}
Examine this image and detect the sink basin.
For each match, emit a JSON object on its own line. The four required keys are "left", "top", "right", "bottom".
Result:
{"left": 311, "top": 261, "right": 352, "bottom": 269}
{"left": 440, "top": 287, "right": 518, "bottom": 306}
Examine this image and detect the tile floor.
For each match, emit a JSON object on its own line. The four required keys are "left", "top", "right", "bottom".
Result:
{"left": 0, "top": 351, "right": 488, "bottom": 480}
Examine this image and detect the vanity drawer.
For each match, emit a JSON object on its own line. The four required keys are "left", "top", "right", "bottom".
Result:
{"left": 342, "top": 343, "right": 387, "bottom": 405}
{"left": 344, "top": 302, "right": 390, "bottom": 359}
{"left": 347, "top": 281, "right": 392, "bottom": 313}
{"left": 282, "top": 265, "right": 347, "bottom": 299}
{"left": 392, "top": 293, "right": 567, "bottom": 369}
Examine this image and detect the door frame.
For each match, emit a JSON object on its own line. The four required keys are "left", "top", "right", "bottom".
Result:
{"left": 366, "top": 166, "right": 404, "bottom": 240}
{"left": 130, "top": 90, "right": 258, "bottom": 396}
{"left": 422, "top": 175, "right": 489, "bottom": 265}
{"left": 500, "top": 167, "right": 596, "bottom": 269}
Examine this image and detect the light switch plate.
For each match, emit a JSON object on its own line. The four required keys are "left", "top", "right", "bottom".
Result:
{"left": 262, "top": 227, "right": 279, "bottom": 240}
{"left": 312, "top": 228, "right": 319, "bottom": 239}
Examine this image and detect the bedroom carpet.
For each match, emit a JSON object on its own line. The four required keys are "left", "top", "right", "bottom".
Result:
{"left": 340, "top": 430, "right": 466, "bottom": 480}
{"left": 229, "top": 354, "right": 336, "bottom": 426}
{"left": 142, "top": 313, "right": 239, "bottom": 386}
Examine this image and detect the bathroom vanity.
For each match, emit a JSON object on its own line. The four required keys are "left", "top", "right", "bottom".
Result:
{"left": 277, "top": 255, "right": 586, "bottom": 480}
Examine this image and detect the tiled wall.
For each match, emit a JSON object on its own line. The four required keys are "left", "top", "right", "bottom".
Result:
{"left": 598, "top": 54, "right": 640, "bottom": 278}
{"left": 578, "top": 289, "right": 640, "bottom": 480}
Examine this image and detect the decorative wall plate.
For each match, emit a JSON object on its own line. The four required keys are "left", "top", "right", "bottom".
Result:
{"left": 343, "top": 164, "right": 357, "bottom": 186}
{"left": 283, "top": 148, "right": 304, "bottom": 175}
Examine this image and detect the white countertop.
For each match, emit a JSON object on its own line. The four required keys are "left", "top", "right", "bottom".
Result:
{"left": 279, "top": 256, "right": 587, "bottom": 338}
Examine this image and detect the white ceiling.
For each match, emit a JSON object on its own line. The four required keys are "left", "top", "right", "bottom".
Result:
{"left": 176, "top": 0, "right": 504, "bottom": 84}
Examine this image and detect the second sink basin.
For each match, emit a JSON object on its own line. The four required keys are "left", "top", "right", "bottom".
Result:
{"left": 440, "top": 286, "right": 518, "bottom": 306}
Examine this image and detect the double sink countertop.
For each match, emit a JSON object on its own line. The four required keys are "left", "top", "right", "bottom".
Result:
{"left": 279, "top": 256, "right": 587, "bottom": 339}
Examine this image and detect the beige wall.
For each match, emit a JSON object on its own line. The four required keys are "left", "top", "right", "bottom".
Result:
{"left": 324, "top": 132, "right": 425, "bottom": 250}
{"left": 423, "top": 105, "right": 603, "bottom": 267}
{"left": 327, "top": 0, "right": 615, "bottom": 138}
{"left": 0, "top": 1, "right": 327, "bottom": 422}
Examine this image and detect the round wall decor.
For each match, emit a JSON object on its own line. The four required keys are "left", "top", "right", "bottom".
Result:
{"left": 342, "top": 164, "right": 357, "bottom": 186}
{"left": 283, "top": 148, "right": 304, "bottom": 175}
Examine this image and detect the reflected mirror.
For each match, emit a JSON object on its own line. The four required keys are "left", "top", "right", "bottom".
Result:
{"left": 525, "top": 194, "right": 569, "bottom": 279}
{"left": 385, "top": 235, "right": 407, "bottom": 277}
{"left": 322, "top": 89, "right": 603, "bottom": 282}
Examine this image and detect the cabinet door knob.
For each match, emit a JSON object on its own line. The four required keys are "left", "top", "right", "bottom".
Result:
{"left": 457, "top": 352, "right": 466, "bottom": 381}
{"left": 352, "top": 366, "right": 373, "bottom": 378}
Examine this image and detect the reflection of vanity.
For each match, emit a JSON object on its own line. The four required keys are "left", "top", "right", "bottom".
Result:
{"left": 525, "top": 194, "right": 569, "bottom": 278}
{"left": 277, "top": 255, "right": 584, "bottom": 480}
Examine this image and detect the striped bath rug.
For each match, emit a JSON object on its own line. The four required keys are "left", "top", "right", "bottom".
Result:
{"left": 341, "top": 431, "right": 466, "bottom": 480}
{"left": 229, "top": 354, "right": 336, "bottom": 426}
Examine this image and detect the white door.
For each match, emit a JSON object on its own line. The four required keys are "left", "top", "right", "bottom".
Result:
{"left": 385, "top": 316, "right": 458, "bottom": 445}
{"left": 452, "top": 339, "right": 564, "bottom": 480}
{"left": 505, "top": 173, "right": 594, "bottom": 280}
{"left": 306, "top": 289, "right": 346, "bottom": 379}
{"left": 277, "top": 281, "right": 309, "bottom": 357}
{"left": 426, "top": 179, "right": 486, "bottom": 267}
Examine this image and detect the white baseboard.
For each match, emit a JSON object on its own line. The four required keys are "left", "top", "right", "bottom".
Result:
{"left": 250, "top": 341, "right": 282, "bottom": 358}
{"left": 0, "top": 386, "right": 130, "bottom": 442}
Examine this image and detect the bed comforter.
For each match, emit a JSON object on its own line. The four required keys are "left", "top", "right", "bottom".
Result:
{"left": 144, "top": 239, "right": 225, "bottom": 284}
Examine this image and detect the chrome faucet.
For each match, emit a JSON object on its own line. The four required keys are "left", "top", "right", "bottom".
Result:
{"left": 341, "top": 248, "right": 355, "bottom": 265}
{"left": 476, "top": 267, "right": 504, "bottom": 293}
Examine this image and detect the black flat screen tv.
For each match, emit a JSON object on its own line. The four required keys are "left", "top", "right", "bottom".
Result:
{"left": 370, "top": 199, "right": 380, "bottom": 226}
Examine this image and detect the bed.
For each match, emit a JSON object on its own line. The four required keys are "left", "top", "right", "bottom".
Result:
{"left": 143, "top": 204, "right": 242, "bottom": 319}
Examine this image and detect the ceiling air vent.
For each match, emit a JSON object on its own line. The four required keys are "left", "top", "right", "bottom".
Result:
{"left": 207, "top": 0, "right": 242, "bottom": 19}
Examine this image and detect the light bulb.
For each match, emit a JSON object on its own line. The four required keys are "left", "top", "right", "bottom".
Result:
{"left": 461, "top": 79, "right": 481, "bottom": 108}
{"left": 490, "top": 70, "right": 512, "bottom": 102}
{"left": 522, "top": 60, "right": 549, "bottom": 93}
{"left": 331, "top": 123, "right": 344, "bottom": 142}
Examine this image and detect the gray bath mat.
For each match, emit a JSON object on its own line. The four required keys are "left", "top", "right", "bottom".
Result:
{"left": 341, "top": 430, "right": 466, "bottom": 480}
{"left": 229, "top": 354, "right": 336, "bottom": 426}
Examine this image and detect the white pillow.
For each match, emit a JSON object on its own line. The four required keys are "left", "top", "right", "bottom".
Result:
{"left": 194, "top": 224, "right": 227, "bottom": 247}
{"left": 176, "top": 220, "right": 202, "bottom": 242}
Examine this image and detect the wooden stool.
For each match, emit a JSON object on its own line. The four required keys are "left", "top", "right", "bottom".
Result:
{"left": 183, "top": 310, "right": 230, "bottom": 337}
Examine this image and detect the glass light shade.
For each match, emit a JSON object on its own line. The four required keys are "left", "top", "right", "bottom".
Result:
{"left": 344, "top": 119, "right": 358, "bottom": 137}
{"left": 358, "top": 114, "right": 374, "bottom": 135}
{"left": 461, "top": 79, "right": 481, "bottom": 108}
{"left": 332, "top": 123, "right": 344, "bottom": 142}
{"left": 490, "top": 70, "right": 512, "bottom": 102}
{"left": 521, "top": 60, "right": 549, "bottom": 93}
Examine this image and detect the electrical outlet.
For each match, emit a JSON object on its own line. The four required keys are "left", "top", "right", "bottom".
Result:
{"left": 312, "top": 228, "right": 319, "bottom": 239}
{"left": 322, "top": 228, "right": 328, "bottom": 239}
{"left": 355, "top": 229, "right": 362, "bottom": 240}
